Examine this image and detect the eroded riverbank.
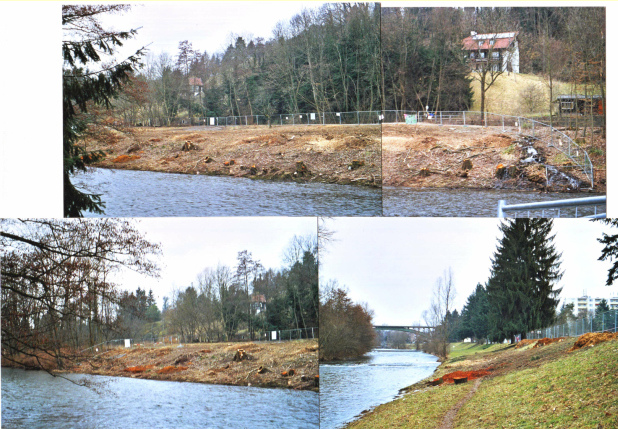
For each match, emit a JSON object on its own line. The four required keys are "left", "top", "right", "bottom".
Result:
{"left": 3, "top": 340, "right": 319, "bottom": 392}
{"left": 86, "top": 124, "right": 381, "bottom": 188}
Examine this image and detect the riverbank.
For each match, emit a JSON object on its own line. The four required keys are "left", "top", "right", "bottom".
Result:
{"left": 86, "top": 124, "right": 381, "bottom": 188}
{"left": 347, "top": 333, "right": 618, "bottom": 428}
{"left": 382, "top": 123, "right": 606, "bottom": 193}
{"left": 3, "top": 340, "right": 319, "bottom": 392}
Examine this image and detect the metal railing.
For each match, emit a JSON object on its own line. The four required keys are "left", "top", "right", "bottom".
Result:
{"left": 526, "top": 309, "right": 618, "bottom": 340}
{"left": 497, "top": 195, "right": 606, "bottom": 218}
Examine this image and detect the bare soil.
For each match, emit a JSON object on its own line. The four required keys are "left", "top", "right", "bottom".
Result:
{"left": 382, "top": 123, "right": 605, "bottom": 192}
{"left": 65, "top": 340, "right": 318, "bottom": 391}
{"left": 86, "top": 124, "right": 381, "bottom": 188}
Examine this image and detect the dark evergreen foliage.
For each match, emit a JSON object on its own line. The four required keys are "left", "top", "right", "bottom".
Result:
{"left": 486, "top": 219, "right": 563, "bottom": 343}
{"left": 62, "top": 5, "right": 146, "bottom": 216}
{"left": 596, "top": 219, "right": 618, "bottom": 286}
{"left": 459, "top": 283, "right": 490, "bottom": 343}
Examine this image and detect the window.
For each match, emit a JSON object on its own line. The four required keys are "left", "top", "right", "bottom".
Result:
{"left": 492, "top": 51, "right": 500, "bottom": 59}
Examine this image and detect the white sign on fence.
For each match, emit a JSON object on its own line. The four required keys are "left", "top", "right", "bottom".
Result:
{"left": 271, "top": 331, "right": 277, "bottom": 340}
{"left": 310, "top": 113, "right": 316, "bottom": 120}
{"left": 210, "top": 118, "right": 215, "bottom": 125}
{"left": 336, "top": 112, "right": 340, "bottom": 116}
{"left": 124, "top": 339, "right": 131, "bottom": 348}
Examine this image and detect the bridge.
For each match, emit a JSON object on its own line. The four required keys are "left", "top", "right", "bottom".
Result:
{"left": 373, "top": 325, "right": 435, "bottom": 334}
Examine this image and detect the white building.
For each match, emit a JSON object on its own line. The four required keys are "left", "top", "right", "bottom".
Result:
{"left": 564, "top": 293, "right": 618, "bottom": 314}
{"left": 462, "top": 31, "right": 520, "bottom": 74}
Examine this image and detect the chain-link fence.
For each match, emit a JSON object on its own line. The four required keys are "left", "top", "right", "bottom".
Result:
{"left": 526, "top": 309, "right": 618, "bottom": 340}
{"left": 203, "top": 111, "right": 382, "bottom": 127}
{"left": 253, "top": 327, "right": 318, "bottom": 342}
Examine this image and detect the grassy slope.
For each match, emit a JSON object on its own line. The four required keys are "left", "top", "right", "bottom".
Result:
{"left": 455, "top": 340, "right": 618, "bottom": 428}
{"left": 347, "top": 339, "right": 618, "bottom": 429}
{"left": 469, "top": 72, "right": 589, "bottom": 117}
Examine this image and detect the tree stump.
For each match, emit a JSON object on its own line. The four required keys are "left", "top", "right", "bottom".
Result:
{"left": 462, "top": 158, "right": 473, "bottom": 171}
{"left": 419, "top": 168, "right": 431, "bottom": 177}
{"left": 348, "top": 160, "right": 365, "bottom": 170}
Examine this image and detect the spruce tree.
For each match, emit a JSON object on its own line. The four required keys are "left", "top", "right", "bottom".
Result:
{"left": 62, "top": 5, "right": 145, "bottom": 216}
{"left": 486, "top": 219, "right": 563, "bottom": 343}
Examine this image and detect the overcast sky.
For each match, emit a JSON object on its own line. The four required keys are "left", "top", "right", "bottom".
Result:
{"left": 97, "top": 2, "right": 322, "bottom": 61}
{"left": 319, "top": 218, "right": 617, "bottom": 325}
{"left": 115, "top": 217, "right": 317, "bottom": 308}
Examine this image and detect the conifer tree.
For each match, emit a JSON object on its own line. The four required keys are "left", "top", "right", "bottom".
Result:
{"left": 62, "top": 5, "right": 146, "bottom": 216}
{"left": 486, "top": 219, "right": 563, "bottom": 343}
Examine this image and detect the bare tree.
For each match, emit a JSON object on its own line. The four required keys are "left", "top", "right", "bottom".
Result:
{"left": 424, "top": 268, "right": 456, "bottom": 358}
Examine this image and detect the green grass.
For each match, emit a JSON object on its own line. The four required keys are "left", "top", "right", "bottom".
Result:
{"left": 347, "top": 383, "right": 472, "bottom": 428}
{"left": 448, "top": 342, "right": 511, "bottom": 360}
{"left": 348, "top": 339, "right": 618, "bottom": 429}
{"left": 454, "top": 340, "right": 618, "bottom": 428}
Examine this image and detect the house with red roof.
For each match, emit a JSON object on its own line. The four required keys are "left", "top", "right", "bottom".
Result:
{"left": 462, "top": 31, "right": 519, "bottom": 74}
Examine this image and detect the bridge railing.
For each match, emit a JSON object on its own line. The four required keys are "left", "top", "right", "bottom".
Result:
{"left": 497, "top": 195, "right": 606, "bottom": 218}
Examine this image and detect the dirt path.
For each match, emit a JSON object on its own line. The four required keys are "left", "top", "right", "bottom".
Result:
{"left": 86, "top": 124, "right": 381, "bottom": 187}
{"left": 438, "top": 378, "right": 483, "bottom": 429}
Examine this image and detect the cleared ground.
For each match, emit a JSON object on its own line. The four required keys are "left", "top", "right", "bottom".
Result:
{"left": 87, "top": 124, "right": 381, "bottom": 188}
{"left": 382, "top": 123, "right": 605, "bottom": 192}
{"left": 67, "top": 339, "right": 319, "bottom": 391}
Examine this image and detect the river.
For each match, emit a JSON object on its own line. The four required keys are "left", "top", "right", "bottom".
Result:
{"left": 319, "top": 349, "right": 440, "bottom": 428}
{"left": 73, "top": 168, "right": 382, "bottom": 217}
{"left": 383, "top": 187, "right": 606, "bottom": 217}
{"left": 1, "top": 368, "right": 318, "bottom": 429}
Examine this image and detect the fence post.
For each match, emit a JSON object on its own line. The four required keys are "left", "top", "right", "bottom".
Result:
{"left": 440, "top": 111, "right": 443, "bottom": 126}
{"left": 518, "top": 118, "right": 521, "bottom": 134}
{"left": 280, "top": 115, "right": 282, "bottom": 126}
{"left": 322, "top": 112, "right": 325, "bottom": 125}
{"left": 463, "top": 111, "right": 466, "bottom": 126}
{"left": 357, "top": 111, "right": 359, "bottom": 125}
{"left": 502, "top": 115, "right": 505, "bottom": 132}
{"left": 257, "top": 115, "right": 259, "bottom": 126}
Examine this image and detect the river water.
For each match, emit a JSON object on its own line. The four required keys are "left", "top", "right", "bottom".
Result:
{"left": 319, "top": 349, "right": 439, "bottom": 428}
{"left": 1, "top": 368, "right": 318, "bottom": 429}
{"left": 383, "top": 187, "right": 606, "bottom": 217}
{"left": 73, "top": 168, "right": 382, "bottom": 217}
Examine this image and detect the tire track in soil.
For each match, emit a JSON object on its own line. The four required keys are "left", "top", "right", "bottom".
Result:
{"left": 437, "top": 378, "right": 483, "bottom": 429}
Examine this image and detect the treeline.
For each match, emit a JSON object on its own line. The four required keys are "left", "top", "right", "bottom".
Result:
{"left": 116, "top": 3, "right": 381, "bottom": 126}
{"left": 435, "top": 219, "right": 562, "bottom": 346}
{"left": 319, "top": 282, "right": 376, "bottom": 361}
{"left": 164, "top": 236, "right": 318, "bottom": 343}
{"left": 0, "top": 219, "right": 161, "bottom": 369}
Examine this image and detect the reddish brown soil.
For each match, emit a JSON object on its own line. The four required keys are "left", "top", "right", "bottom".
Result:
{"left": 86, "top": 124, "right": 381, "bottom": 187}
{"left": 69, "top": 340, "right": 318, "bottom": 391}
{"left": 435, "top": 369, "right": 492, "bottom": 385}
{"left": 569, "top": 332, "right": 618, "bottom": 352}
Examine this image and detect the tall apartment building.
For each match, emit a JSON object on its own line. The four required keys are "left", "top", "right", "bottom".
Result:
{"left": 564, "top": 294, "right": 618, "bottom": 314}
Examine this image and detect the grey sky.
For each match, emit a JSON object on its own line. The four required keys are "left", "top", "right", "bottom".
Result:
{"left": 319, "top": 218, "right": 616, "bottom": 325}
{"left": 116, "top": 217, "right": 317, "bottom": 308}
{"left": 98, "top": 2, "right": 322, "bottom": 61}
